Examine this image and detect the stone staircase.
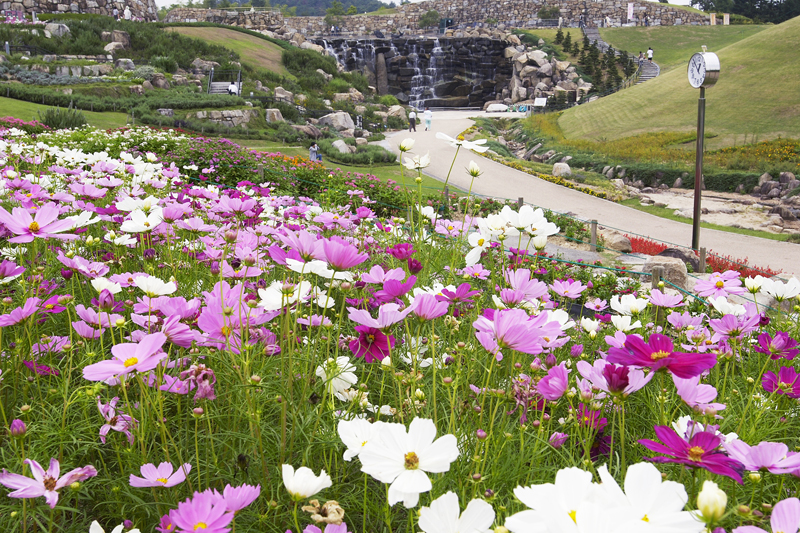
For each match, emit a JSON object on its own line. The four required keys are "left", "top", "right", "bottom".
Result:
{"left": 636, "top": 60, "right": 660, "bottom": 84}
{"left": 209, "top": 81, "right": 235, "bottom": 95}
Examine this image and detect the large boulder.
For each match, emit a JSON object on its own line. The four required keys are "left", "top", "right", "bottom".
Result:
{"left": 552, "top": 163, "right": 571, "bottom": 177}
{"left": 265, "top": 109, "right": 284, "bottom": 123}
{"left": 318, "top": 111, "right": 355, "bottom": 131}
{"left": 486, "top": 103, "right": 509, "bottom": 112}
{"left": 300, "top": 41, "right": 324, "bottom": 54}
{"left": 643, "top": 256, "right": 688, "bottom": 290}
{"left": 44, "top": 23, "right": 70, "bottom": 38}
{"left": 115, "top": 58, "right": 135, "bottom": 71}
{"left": 387, "top": 105, "right": 406, "bottom": 120}
{"left": 142, "top": 80, "right": 154, "bottom": 91}
{"left": 103, "top": 42, "right": 126, "bottom": 54}
{"left": 656, "top": 247, "right": 700, "bottom": 273}
{"left": 129, "top": 85, "right": 144, "bottom": 95}
{"left": 605, "top": 233, "right": 632, "bottom": 253}
{"left": 274, "top": 86, "right": 294, "bottom": 104}
{"left": 111, "top": 30, "right": 131, "bottom": 49}
{"left": 529, "top": 50, "right": 548, "bottom": 67}
{"left": 191, "top": 58, "right": 220, "bottom": 73}
{"left": 151, "top": 73, "right": 170, "bottom": 90}
{"left": 331, "top": 139, "right": 353, "bottom": 154}
{"left": 291, "top": 124, "right": 322, "bottom": 139}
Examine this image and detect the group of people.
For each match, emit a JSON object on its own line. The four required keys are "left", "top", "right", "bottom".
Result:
{"left": 637, "top": 47, "right": 654, "bottom": 67}
{"left": 112, "top": 5, "right": 131, "bottom": 20}
{"left": 407, "top": 107, "right": 433, "bottom": 132}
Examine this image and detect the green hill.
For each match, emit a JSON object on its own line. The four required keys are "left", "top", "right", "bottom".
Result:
{"left": 559, "top": 16, "right": 800, "bottom": 148}
{"left": 599, "top": 24, "right": 767, "bottom": 72}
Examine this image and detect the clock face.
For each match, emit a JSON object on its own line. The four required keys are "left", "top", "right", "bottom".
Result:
{"left": 688, "top": 53, "right": 707, "bottom": 88}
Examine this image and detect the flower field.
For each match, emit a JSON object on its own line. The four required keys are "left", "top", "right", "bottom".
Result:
{"left": 2, "top": 124, "right": 800, "bottom": 533}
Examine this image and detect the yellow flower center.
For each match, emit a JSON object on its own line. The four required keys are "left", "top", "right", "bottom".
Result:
{"left": 367, "top": 334, "right": 375, "bottom": 344}
{"left": 715, "top": 281, "right": 725, "bottom": 288}
{"left": 688, "top": 446, "right": 705, "bottom": 461}
{"left": 157, "top": 477, "right": 169, "bottom": 484}
{"left": 221, "top": 326, "right": 231, "bottom": 337}
{"left": 43, "top": 476, "right": 57, "bottom": 491}
{"left": 123, "top": 357, "right": 138, "bottom": 368}
{"left": 568, "top": 510, "right": 577, "bottom": 523}
{"left": 194, "top": 523, "right": 207, "bottom": 530}
{"left": 477, "top": 239, "right": 485, "bottom": 246}
{"left": 642, "top": 515, "right": 650, "bottom": 522}
{"left": 361, "top": 440, "right": 368, "bottom": 448}
{"left": 29, "top": 222, "right": 40, "bottom": 232}
{"left": 404, "top": 452, "right": 420, "bottom": 470}
{"left": 651, "top": 350, "right": 670, "bottom": 361}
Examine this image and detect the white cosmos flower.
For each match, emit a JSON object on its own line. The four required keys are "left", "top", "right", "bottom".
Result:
{"left": 337, "top": 419, "right": 386, "bottom": 461}
{"left": 399, "top": 138, "right": 415, "bottom": 152}
{"left": 316, "top": 356, "right": 357, "bottom": 396}
{"left": 467, "top": 160, "right": 482, "bottom": 177}
{"left": 610, "top": 315, "right": 642, "bottom": 332}
{"left": 696, "top": 480, "right": 726, "bottom": 525}
{"left": 594, "top": 463, "right": 704, "bottom": 533}
{"left": 532, "top": 235, "right": 548, "bottom": 250}
{"left": 610, "top": 294, "right": 649, "bottom": 316}
{"left": 760, "top": 277, "right": 800, "bottom": 302}
{"left": 258, "top": 280, "right": 312, "bottom": 311}
{"left": 115, "top": 195, "right": 160, "bottom": 213}
{"left": 403, "top": 152, "right": 431, "bottom": 171}
{"left": 281, "top": 464, "right": 332, "bottom": 501}
{"left": 66, "top": 211, "right": 101, "bottom": 229}
{"left": 120, "top": 208, "right": 164, "bottom": 233}
{"left": 133, "top": 275, "right": 177, "bottom": 297}
{"left": 419, "top": 491, "right": 495, "bottom": 533}
{"left": 89, "top": 521, "right": 141, "bottom": 533}
{"left": 465, "top": 232, "right": 491, "bottom": 267}
{"left": 580, "top": 317, "right": 601, "bottom": 335}
{"left": 707, "top": 296, "right": 746, "bottom": 317}
{"left": 359, "top": 418, "right": 459, "bottom": 508}
{"left": 418, "top": 205, "right": 436, "bottom": 222}
{"left": 435, "top": 132, "right": 490, "bottom": 153}
{"left": 743, "top": 275, "right": 766, "bottom": 293}
{"left": 91, "top": 277, "right": 122, "bottom": 295}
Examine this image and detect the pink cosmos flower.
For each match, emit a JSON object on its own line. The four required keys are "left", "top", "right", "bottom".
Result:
{"left": 361, "top": 265, "right": 406, "bottom": 284}
{"left": 179, "top": 364, "right": 217, "bottom": 402}
{"left": 585, "top": 298, "right": 608, "bottom": 312}
{"left": 672, "top": 375, "right": 725, "bottom": 414}
{"left": 0, "top": 202, "right": 77, "bottom": 243}
{"left": 473, "top": 308, "right": 562, "bottom": 360}
{"left": 436, "top": 283, "right": 482, "bottom": 305}
{"left": 83, "top": 332, "right": 169, "bottom": 382}
{"left": 0, "top": 458, "right": 97, "bottom": 508}
{"left": 410, "top": 293, "right": 449, "bottom": 321}
{"left": 550, "top": 279, "right": 587, "bottom": 299}
{"left": 317, "top": 238, "right": 368, "bottom": 271}
{"left": 576, "top": 359, "right": 653, "bottom": 397}
{"left": 222, "top": 483, "right": 261, "bottom": 512}
{"left": 98, "top": 397, "right": 136, "bottom": 445}
{"left": 0, "top": 297, "right": 41, "bottom": 326}
{"left": 763, "top": 367, "right": 800, "bottom": 398}
{"left": 503, "top": 269, "right": 548, "bottom": 301}
{"left": 639, "top": 425, "right": 744, "bottom": 483}
{"left": 709, "top": 313, "right": 760, "bottom": 342}
{"left": 667, "top": 311, "right": 704, "bottom": 331}
{"left": 130, "top": 462, "right": 191, "bottom": 488}
{"left": 648, "top": 289, "right": 684, "bottom": 308}
{"left": 549, "top": 432, "right": 569, "bottom": 448}
{"left": 694, "top": 270, "right": 747, "bottom": 298}
{"left": 537, "top": 363, "right": 569, "bottom": 400}
{"left": 170, "top": 490, "right": 233, "bottom": 533}
{"left": 733, "top": 497, "right": 800, "bottom": 533}
{"left": 754, "top": 331, "right": 799, "bottom": 360}
{"left": 347, "top": 303, "right": 416, "bottom": 330}
{"left": 607, "top": 333, "right": 717, "bottom": 379}
{"left": 723, "top": 441, "right": 800, "bottom": 474}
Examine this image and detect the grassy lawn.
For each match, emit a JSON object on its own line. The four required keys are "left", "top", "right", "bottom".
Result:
{"left": 165, "top": 27, "right": 288, "bottom": 76}
{"left": 559, "top": 17, "right": 800, "bottom": 148}
{"left": 620, "top": 198, "right": 791, "bottom": 241}
{"left": 0, "top": 96, "right": 129, "bottom": 130}
{"left": 599, "top": 24, "right": 767, "bottom": 72}
{"left": 239, "top": 141, "right": 456, "bottom": 196}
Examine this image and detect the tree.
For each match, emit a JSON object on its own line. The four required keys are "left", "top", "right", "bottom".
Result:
{"left": 324, "top": 0, "right": 345, "bottom": 27}
{"left": 418, "top": 10, "right": 440, "bottom": 29}
{"left": 561, "top": 32, "right": 572, "bottom": 52}
{"left": 218, "top": 0, "right": 231, "bottom": 7}
{"left": 346, "top": 4, "right": 357, "bottom": 15}
{"left": 554, "top": 27, "right": 564, "bottom": 44}
{"left": 251, "top": 0, "right": 267, "bottom": 7}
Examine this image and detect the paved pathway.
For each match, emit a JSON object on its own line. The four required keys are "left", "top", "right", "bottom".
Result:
{"left": 382, "top": 110, "right": 800, "bottom": 277}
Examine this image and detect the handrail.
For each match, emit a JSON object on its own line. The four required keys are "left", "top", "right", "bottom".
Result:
{"left": 207, "top": 67, "right": 214, "bottom": 95}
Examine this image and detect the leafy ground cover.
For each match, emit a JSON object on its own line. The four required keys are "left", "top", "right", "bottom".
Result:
{"left": 0, "top": 122, "right": 800, "bottom": 533}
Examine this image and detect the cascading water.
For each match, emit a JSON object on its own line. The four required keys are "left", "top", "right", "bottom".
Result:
{"left": 322, "top": 40, "right": 341, "bottom": 65}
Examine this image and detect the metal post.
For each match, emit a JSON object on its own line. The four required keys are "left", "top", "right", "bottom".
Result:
{"left": 590, "top": 219, "right": 598, "bottom": 251}
{"left": 699, "top": 247, "right": 707, "bottom": 273}
{"left": 444, "top": 186, "right": 449, "bottom": 201}
{"left": 651, "top": 266, "right": 664, "bottom": 287}
{"left": 692, "top": 86, "right": 706, "bottom": 250}
{"left": 517, "top": 197, "right": 524, "bottom": 209}
{"left": 257, "top": 163, "right": 264, "bottom": 180}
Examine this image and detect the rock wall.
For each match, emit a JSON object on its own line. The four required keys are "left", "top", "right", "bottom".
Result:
{"left": 4, "top": 0, "right": 157, "bottom": 21}
{"left": 162, "top": 8, "right": 283, "bottom": 29}
{"left": 166, "top": 0, "right": 708, "bottom": 36}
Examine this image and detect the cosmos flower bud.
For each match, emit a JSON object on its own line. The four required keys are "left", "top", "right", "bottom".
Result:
{"left": 224, "top": 229, "right": 238, "bottom": 243}
{"left": 192, "top": 407, "right": 204, "bottom": 417}
{"left": 476, "top": 429, "right": 487, "bottom": 440}
{"left": 697, "top": 480, "right": 727, "bottom": 524}
{"left": 9, "top": 419, "right": 26, "bottom": 437}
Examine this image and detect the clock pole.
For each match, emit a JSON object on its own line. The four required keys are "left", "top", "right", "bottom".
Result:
{"left": 692, "top": 86, "right": 705, "bottom": 250}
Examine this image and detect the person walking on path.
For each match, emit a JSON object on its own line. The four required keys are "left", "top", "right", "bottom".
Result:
{"left": 408, "top": 109, "right": 417, "bottom": 132}
{"left": 423, "top": 107, "right": 432, "bottom": 131}
{"left": 647, "top": 47, "right": 654, "bottom": 63}
{"left": 123, "top": 5, "right": 131, "bottom": 20}
{"left": 112, "top": 6, "right": 119, "bottom": 20}
{"left": 638, "top": 51, "right": 644, "bottom": 68}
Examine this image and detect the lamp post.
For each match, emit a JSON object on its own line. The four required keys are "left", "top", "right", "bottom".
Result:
{"left": 687, "top": 46, "right": 720, "bottom": 250}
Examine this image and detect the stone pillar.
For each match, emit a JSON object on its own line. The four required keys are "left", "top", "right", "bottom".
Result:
{"left": 376, "top": 52, "right": 388, "bottom": 95}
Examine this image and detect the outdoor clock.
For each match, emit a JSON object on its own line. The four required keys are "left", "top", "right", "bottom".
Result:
{"left": 687, "top": 50, "right": 720, "bottom": 89}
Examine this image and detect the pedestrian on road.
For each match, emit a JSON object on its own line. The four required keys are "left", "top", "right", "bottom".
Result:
{"left": 408, "top": 109, "right": 417, "bottom": 131}
{"left": 423, "top": 107, "right": 432, "bottom": 131}
{"left": 647, "top": 47, "right": 653, "bottom": 63}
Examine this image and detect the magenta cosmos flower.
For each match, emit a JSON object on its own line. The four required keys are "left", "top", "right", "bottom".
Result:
{"left": 639, "top": 425, "right": 744, "bottom": 483}
{"left": 83, "top": 332, "right": 168, "bottom": 382}
{"left": 0, "top": 458, "right": 97, "bottom": 508}
{"left": 130, "top": 462, "right": 191, "bottom": 488}
{"left": 349, "top": 326, "right": 394, "bottom": 363}
{"left": 763, "top": 367, "right": 800, "bottom": 398}
{"left": 754, "top": 331, "right": 799, "bottom": 360}
{"left": 733, "top": 497, "right": 800, "bottom": 533}
{"left": 537, "top": 362, "right": 569, "bottom": 400}
{"left": 0, "top": 202, "right": 77, "bottom": 243}
{"left": 607, "top": 333, "right": 717, "bottom": 379}
{"left": 98, "top": 397, "right": 136, "bottom": 445}
{"left": 170, "top": 490, "right": 233, "bottom": 533}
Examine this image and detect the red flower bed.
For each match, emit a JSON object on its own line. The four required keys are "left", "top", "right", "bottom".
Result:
{"left": 625, "top": 235, "right": 669, "bottom": 255}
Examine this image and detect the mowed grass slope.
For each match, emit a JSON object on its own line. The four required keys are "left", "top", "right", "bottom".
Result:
{"left": 165, "top": 26, "right": 288, "bottom": 75}
{"left": 599, "top": 24, "right": 767, "bottom": 71}
{"left": 559, "top": 16, "right": 800, "bottom": 147}
{"left": 0, "top": 96, "right": 128, "bottom": 130}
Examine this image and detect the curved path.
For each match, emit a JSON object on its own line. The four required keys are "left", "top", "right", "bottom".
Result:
{"left": 382, "top": 110, "right": 800, "bottom": 277}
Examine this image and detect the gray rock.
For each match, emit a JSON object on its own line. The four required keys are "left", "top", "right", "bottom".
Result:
{"left": 770, "top": 206, "right": 797, "bottom": 221}
{"left": 767, "top": 188, "right": 782, "bottom": 198}
{"left": 387, "top": 105, "right": 406, "bottom": 120}
{"left": 759, "top": 172, "right": 773, "bottom": 186}
{"left": 606, "top": 233, "right": 632, "bottom": 253}
{"left": 115, "top": 58, "right": 135, "bottom": 71}
{"left": 101, "top": 31, "right": 112, "bottom": 42}
{"left": 779, "top": 172, "right": 797, "bottom": 184}
{"left": 318, "top": 111, "right": 355, "bottom": 131}
{"left": 657, "top": 247, "right": 700, "bottom": 273}
{"left": 265, "top": 109, "right": 284, "bottom": 123}
{"left": 643, "top": 256, "right": 688, "bottom": 289}
{"left": 142, "top": 80, "right": 153, "bottom": 91}
{"left": 151, "top": 73, "right": 170, "bottom": 90}
{"left": 673, "top": 178, "right": 683, "bottom": 188}
{"left": 291, "top": 124, "right": 322, "bottom": 138}
{"left": 103, "top": 42, "right": 125, "bottom": 54}
{"left": 552, "top": 162, "right": 571, "bottom": 177}
{"left": 129, "top": 85, "right": 144, "bottom": 95}
{"left": 332, "top": 139, "right": 353, "bottom": 154}
{"left": 156, "top": 109, "right": 174, "bottom": 117}
{"left": 111, "top": 30, "right": 131, "bottom": 49}
{"left": 44, "top": 23, "right": 70, "bottom": 38}
{"left": 191, "top": 58, "right": 220, "bottom": 73}
{"left": 274, "top": 86, "right": 294, "bottom": 104}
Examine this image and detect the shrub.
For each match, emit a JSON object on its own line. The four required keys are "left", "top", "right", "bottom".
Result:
{"left": 378, "top": 95, "right": 400, "bottom": 107}
{"left": 132, "top": 65, "right": 158, "bottom": 81}
{"left": 150, "top": 56, "right": 178, "bottom": 74}
{"left": 538, "top": 6, "right": 560, "bottom": 19}
{"left": 37, "top": 106, "right": 88, "bottom": 130}
{"left": 327, "top": 78, "right": 351, "bottom": 94}
{"left": 281, "top": 48, "right": 338, "bottom": 78}
{"left": 317, "top": 138, "right": 397, "bottom": 165}
{"left": 386, "top": 115, "right": 406, "bottom": 130}
{"left": 0, "top": 116, "right": 49, "bottom": 134}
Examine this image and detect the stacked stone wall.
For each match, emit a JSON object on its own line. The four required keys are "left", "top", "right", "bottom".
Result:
{"left": 162, "top": 8, "right": 283, "bottom": 29}
{"left": 3, "top": 0, "right": 157, "bottom": 21}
